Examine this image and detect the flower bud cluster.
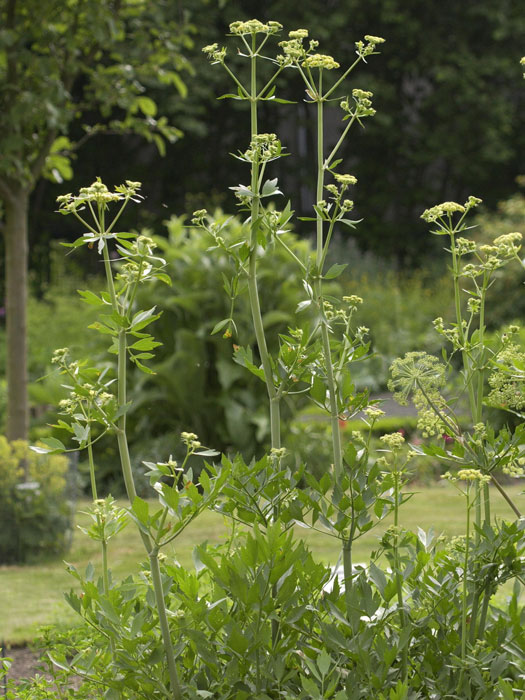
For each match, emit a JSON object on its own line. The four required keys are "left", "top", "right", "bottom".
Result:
{"left": 454, "top": 237, "right": 477, "bottom": 255}
{"left": 364, "top": 406, "right": 385, "bottom": 420}
{"left": 341, "top": 89, "right": 376, "bottom": 118}
{"left": 502, "top": 459, "right": 525, "bottom": 478}
{"left": 229, "top": 19, "right": 283, "bottom": 36}
{"left": 302, "top": 53, "right": 340, "bottom": 70}
{"left": 191, "top": 209, "right": 208, "bottom": 226}
{"left": 488, "top": 343, "right": 525, "bottom": 411}
{"left": 355, "top": 35, "right": 386, "bottom": 58}
{"left": 243, "top": 133, "right": 282, "bottom": 163}
{"left": 444, "top": 469, "right": 491, "bottom": 484}
{"left": 421, "top": 196, "right": 482, "bottom": 224}
{"left": 57, "top": 179, "right": 142, "bottom": 213}
{"left": 492, "top": 231, "right": 522, "bottom": 257}
{"left": 343, "top": 295, "right": 363, "bottom": 311}
{"left": 380, "top": 432, "right": 405, "bottom": 451}
{"left": 202, "top": 43, "right": 227, "bottom": 63}
{"left": 181, "top": 431, "right": 201, "bottom": 450}
{"left": 270, "top": 447, "right": 287, "bottom": 460}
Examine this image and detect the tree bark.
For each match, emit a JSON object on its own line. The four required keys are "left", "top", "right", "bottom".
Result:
{"left": 3, "top": 186, "right": 29, "bottom": 442}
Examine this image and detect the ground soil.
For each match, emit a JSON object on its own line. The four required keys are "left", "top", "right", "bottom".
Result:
{"left": 3, "top": 646, "right": 43, "bottom": 684}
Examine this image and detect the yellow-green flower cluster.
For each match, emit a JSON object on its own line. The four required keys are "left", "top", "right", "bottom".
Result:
{"left": 229, "top": 19, "right": 283, "bottom": 35}
{"left": 289, "top": 29, "right": 308, "bottom": 39}
{"left": 343, "top": 295, "right": 363, "bottom": 311}
{"left": 202, "top": 43, "right": 227, "bottom": 63}
{"left": 57, "top": 179, "right": 142, "bottom": 212}
{"left": 467, "top": 297, "right": 481, "bottom": 314}
{"left": 364, "top": 406, "right": 385, "bottom": 420}
{"left": 389, "top": 351, "right": 446, "bottom": 405}
{"left": 493, "top": 231, "right": 522, "bottom": 257}
{"left": 341, "top": 89, "right": 376, "bottom": 119}
{"left": 380, "top": 432, "right": 405, "bottom": 451}
{"left": 421, "top": 201, "right": 465, "bottom": 223}
{"left": 333, "top": 173, "right": 358, "bottom": 186}
{"left": 454, "top": 237, "right": 477, "bottom": 255}
{"left": 452, "top": 469, "right": 491, "bottom": 484}
{"left": 521, "top": 56, "right": 525, "bottom": 77}
{"left": 181, "top": 431, "right": 201, "bottom": 450}
{"left": 270, "top": 447, "right": 287, "bottom": 460}
{"left": 488, "top": 343, "right": 525, "bottom": 411}
{"left": 191, "top": 209, "right": 208, "bottom": 226}
{"left": 355, "top": 35, "right": 385, "bottom": 58}
{"left": 277, "top": 30, "right": 320, "bottom": 66}
{"left": 302, "top": 53, "right": 340, "bottom": 70}
{"left": 502, "top": 459, "right": 525, "bottom": 478}
{"left": 243, "top": 133, "right": 282, "bottom": 163}
{"left": 421, "top": 196, "right": 482, "bottom": 224}
{"left": 52, "top": 347, "right": 70, "bottom": 365}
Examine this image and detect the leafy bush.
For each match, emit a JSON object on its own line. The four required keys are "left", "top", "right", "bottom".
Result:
{"left": 471, "top": 188, "right": 525, "bottom": 325}
{"left": 0, "top": 437, "right": 72, "bottom": 563}
{"left": 127, "top": 212, "right": 313, "bottom": 460}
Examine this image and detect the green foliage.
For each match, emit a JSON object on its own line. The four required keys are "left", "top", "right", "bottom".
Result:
{"left": 0, "top": 437, "right": 71, "bottom": 564}
{"left": 471, "top": 188, "right": 525, "bottom": 325}
{"left": 0, "top": 0, "right": 191, "bottom": 187}
{"left": 127, "top": 212, "right": 312, "bottom": 460}
{"left": 12, "top": 17, "right": 525, "bottom": 700}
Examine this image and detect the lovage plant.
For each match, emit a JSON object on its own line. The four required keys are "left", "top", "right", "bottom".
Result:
{"left": 7, "top": 19, "right": 523, "bottom": 700}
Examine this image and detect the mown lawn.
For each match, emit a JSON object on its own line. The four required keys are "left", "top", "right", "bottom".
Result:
{"left": 1, "top": 482, "right": 523, "bottom": 644}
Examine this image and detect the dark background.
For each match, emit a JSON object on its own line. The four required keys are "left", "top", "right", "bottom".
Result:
{"left": 28, "top": 0, "right": 525, "bottom": 292}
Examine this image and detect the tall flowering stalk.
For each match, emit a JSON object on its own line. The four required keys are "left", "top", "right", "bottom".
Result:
{"left": 54, "top": 180, "right": 184, "bottom": 698}
{"left": 201, "top": 21, "right": 288, "bottom": 453}
{"left": 278, "top": 30, "right": 384, "bottom": 616}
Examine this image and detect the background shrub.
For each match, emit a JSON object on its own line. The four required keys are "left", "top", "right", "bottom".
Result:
{"left": 0, "top": 438, "right": 72, "bottom": 563}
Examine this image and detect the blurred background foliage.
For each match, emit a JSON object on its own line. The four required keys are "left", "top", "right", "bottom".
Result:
{"left": 0, "top": 0, "right": 523, "bottom": 492}
{"left": 27, "top": 0, "right": 525, "bottom": 276}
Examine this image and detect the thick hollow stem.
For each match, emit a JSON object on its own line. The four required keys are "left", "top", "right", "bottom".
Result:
{"left": 150, "top": 550, "right": 182, "bottom": 700}
{"left": 102, "top": 240, "right": 180, "bottom": 698}
{"left": 314, "top": 89, "right": 353, "bottom": 622}
{"left": 247, "top": 46, "right": 280, "bottom": 450}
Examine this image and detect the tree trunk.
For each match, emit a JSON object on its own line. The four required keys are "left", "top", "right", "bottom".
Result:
{"left": 4, "top": 187, "right": 29, "bottom": 442}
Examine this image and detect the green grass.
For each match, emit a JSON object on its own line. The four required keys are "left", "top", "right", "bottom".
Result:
{"left": 1, "top": 483, "right": 522, "bottom": 644}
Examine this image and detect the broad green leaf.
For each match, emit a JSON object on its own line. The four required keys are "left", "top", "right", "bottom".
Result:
{"left": 129, "top": 337, "right": 162, "bottom": 351}
{"left": 131, "top": 496, "right": 149, "bottom": 525}
{"left": 30, "top": 437, "right": 66, "bottom": 454}
{"left": 77, "top": 289, "right": 106, "bottom": 306}
{"left": 324, "top": 263, "right": 348, "bottom": 279}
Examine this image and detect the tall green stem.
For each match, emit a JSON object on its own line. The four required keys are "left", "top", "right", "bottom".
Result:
{"left": 247, "top": 41, "right": 281, "bottom": 450}
{"left": 87, "top": 440, "right": 98, "bottom": 501}
{"left": 101, "top": 240, "right": 182, "bottom": 700}
{"left": 393, "top": 471, "right": 407, "bottom": 681}
{"left": 314, "top": 85, "right": 351, "bottom": 616}
{"left": 456, "top": 488, "right": 471, "bottom": 694}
